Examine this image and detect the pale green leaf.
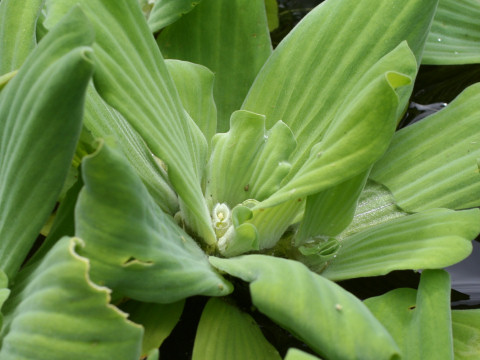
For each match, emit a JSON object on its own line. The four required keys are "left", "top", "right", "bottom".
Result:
{"left": 158, "top": 0, "right": 272, "bottom": 132}
{"left": 209, "top": 255, "right": 400, "bottom": 360}
{"left": 0, "top": 237, "right": 143, "bottom": 360}
{"left": 296, "top": 170, "right": 369, "bottom": 246}
{"left": 192, "top": 298, "right": 281, "bottom": 360}
{"left": 365, "top": 270, "right": 454, "bottom": 360}
{"left": 121, "top": 300, "right": 184, "bottom": 356}
{"left": 165, "top": 59, "right": 217, "bottom": 149}
{"left": 45, "top": 0, "right": 215, "bottom": 244}
{"left": 338, "top": 180, "right": 410, "bottom": 240}
{"left": 371, "top": 83, "right": 480, "bottom": 212}
{"left": 84, "top": 84, "right": 179, "bottom": 215}
{"left": 423, "top": 0, "right": 480, "bottom": 65}
{"left": 0, "top": 7, "right": 94, "bottom": 279}
{"left": 76, "top": 141, "right": 232, "bottom": 303}
{"left": 452, "top": 309, "right": 480, "bottom": 359}
{"left": 322, "top": 209, "right": 480, "bottom": 281}
{"left": 243, "top": 0, "right": 438, "bottom": 203}
{"left": 206, "top": 110, "right": 295, "bottom": 208}
{"left": 284, "top": 349, "right": 321, "bottom": 360}
{"left": 0, "top": 70, "right": 17, "bottom": 92}
{"left": 148, "top": 0, "right": 202, "bottom": 32}
{"left": 0, "top": 0, "right": 43, "bottom": 74}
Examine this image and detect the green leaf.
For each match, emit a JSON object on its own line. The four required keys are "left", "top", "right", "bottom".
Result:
{"left": 0, "top": 270, "right": 10, "bottom": 331}
{"left": 158, "top": 0, "right": 272, "bottom": 132}
{"left": 365, "top": 270, "right": 454, "bottom": 360}
{"left": 0, "top": 6, "right": 94, "bottom": 279}
{"left": 206, "top": 110, "right": 296, "bottom": 208}
{"left": 371, "top": 83, "right": 480, "bottom": 212}
{"left": 76, "top": 141, "right": 232, "bottom": 302}
{"left": 84, "top": 85, "right": 179, "bottom": 215}
{"left": 242, "top": 0, "right": 439, "bottom": 205}
{"left": 192, "top": 298, "right": 281, "bottom": 360}
{"left": 265, "top": 0, "right": 279, "bottom": 32}
{"left": 45, "top": 0, "right": 215, "bottom": 244}
{"left": 0, "top": 237, "right": 143, "bottom": 360}
{"left": 322, "top": 208, "right": 480, "bottom": 281}
{"left": 166, "top": 59, "right": 217, "bottom": 150}
{"left": 423, "top": 0, "right": 480, "bottom": 65}
{"left": 120, "top": 300, "right": 184, "bottom": 356}
{"left": 284, "top": 349, "right": 321, "bottom": 360}
{"left": 148, "top": 0, "right": 203, "bottom": 32}
{"left": 296, "top": 170, "right": 369, "bottom": 246}
{"left": 338, "top": 180, "right": 410, "bottom": 240}
{"left": 0, "top": 0, "right": 44, "bottom": 74}
{"left": 452, "top": 309, "right": 480, "bottom": 359}
{"left": 209, "top": 255, "right": 400, "bottom": 360}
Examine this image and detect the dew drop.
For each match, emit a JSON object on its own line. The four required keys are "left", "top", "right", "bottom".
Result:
{"left": 437, "top": 38, "right": 442, "bottom": 42}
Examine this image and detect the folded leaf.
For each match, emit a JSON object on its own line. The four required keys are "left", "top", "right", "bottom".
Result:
{"left": 0, "top": 0, "right": 43, "bottom": 74}
{"left": 192, "top": 298, "right": 281, "bottom": 360}
{"left": 322, "top": 208, "right": 480, "bottom": 281}
{"left": 209, "top": 255, "right": 400, "bottom": 360}
{"left": 452, "top": 309, "right": 480, "bottom": 359}
{"left": 0, "top": 6, "right": 94, "bottom": 279}
{"left": 148, "top": 0, "right": 203, "bottom": 32}
{"left": 364, "top": 270, "right": 454, "bottom": 360}
{"left": 45, "top": 0, "right": 215, "bottom": 244}
{"left": 423, "top": 0, "right": 480, "bottom": 64}
{"left": 371, "top": 83, "right": 480, "bottom": 212}
{"left": 158, "top": 0, "right": 272, "bottom": 132}
{"left": 296, "top": 170, "right": 369, "bottom": 246}
{"left": 206, "top": 110, "right": 296, "bottom": 208}
{"left": 0, "top": 237, "right": 143, "bottom": 360}
{"left": 243, "top": 0, "right": 437, "bottom": 190}
{"left": 166, "top": 59, "right": 217, "bottom": 150}
{"left": 84, "top": 85, "right": 179, "bottom": 215}
{"left": 76, "top": 141, "right": 232, "bottom": 302}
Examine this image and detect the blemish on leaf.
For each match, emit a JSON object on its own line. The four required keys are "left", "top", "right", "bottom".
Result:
{"left": 408, "top": 305, "right": 416, "bottom": 310}
{"left": 335, "top": 304, "right": 343, "bottom": 311}
{"left": 244, "top": 184, "right": 250, "bottom": 191}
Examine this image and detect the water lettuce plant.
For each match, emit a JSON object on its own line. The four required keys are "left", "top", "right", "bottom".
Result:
{"left": 1, "top": 0, "right": 480, "bottom": 358}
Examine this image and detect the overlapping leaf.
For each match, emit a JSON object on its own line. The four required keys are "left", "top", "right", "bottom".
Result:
{"left": 423, "top": 0, "right": 480, "bottom": 65}
{"left": 192, "top": 298, "right": 281, "bottom": 360}
{"left": 147, "top": 0, "right": 203, "bottom": 33}
{"left": 0, "top": 7, "right": 94, "bottom": 278}
{"left": 452, "top": 309, "right": 480, "bottom": 359}
{"left": 0, "top": 237, "right": 143, "bottom": 360}
{"left": 0, "top": 0, "right": 43, "bottom": 74}
{"left": 45, "top": 0, "right": 215, "bottom": 244}
{"left": 75, "top": 141, "right": 232, "bottom": 303}
{"left": 242, "top": 0, "right": 440, "bottom": 207}
{"left": 371, "top": 83, "right": 480, "bottom": 212}
{"left": 322, "top": 208, "right": 480, "bottom": 281}
{"left": 210, "top": 255, "right": 400, "bottom": 360}
{"left": 364, "top": 270, "right": 454, "bottom": 360}
{"left": 84, "top": 85, "right": 178, "bottom": 215}
{"left": 157, "top": 0, "right": 272, "bottom": 132}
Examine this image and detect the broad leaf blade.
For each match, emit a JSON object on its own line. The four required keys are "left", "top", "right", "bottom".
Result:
{"left": 452, "top": 309, "right": 480, "bottom": 359}
{"left": 210, "top": 255, "right": 400, "bottom": 360}
{"left": 0, "top": 0, "right": 43, "bottom": 74}
{"left": 365, "top": 270, "right": 454, "bottom": 360}
{"left": 84, "top": 85, "right": 179, "bottom": 215}
{"left": 76, "top": 141, "right": 232, "bottom": 303}
{"left": 157, "top": 0, "right": 272, "bottom": 132}
{"left": 322, "top": 208, "right": 480, "bottom": 281}
{"left": 371, "top": 83, "right": 480, "bottom": 212}
{"left": 192, "top": 298, "right": 281, "bottom": 360}
{"left": 45, "top": 0, "right": 215, "bottom": 244}
{"left": 0, "top": 7, "right": 94, "bottom": 278}
{"left": 242, "top": 0, "right": 438, "bottom": 202}
{"left": 284, "top": 349, "right": 321, "bottom": 360}
{"left": 148, "top": 0, "right": 203, "bottom": 32}
{"left": 423, "top": 0, "right": 480, "bottom": 65}
{"left": 165, "top": 59, "right": 217, "bottom": 150}
{"left": 0, "top": 237, "right": 143, "bottom": 360}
